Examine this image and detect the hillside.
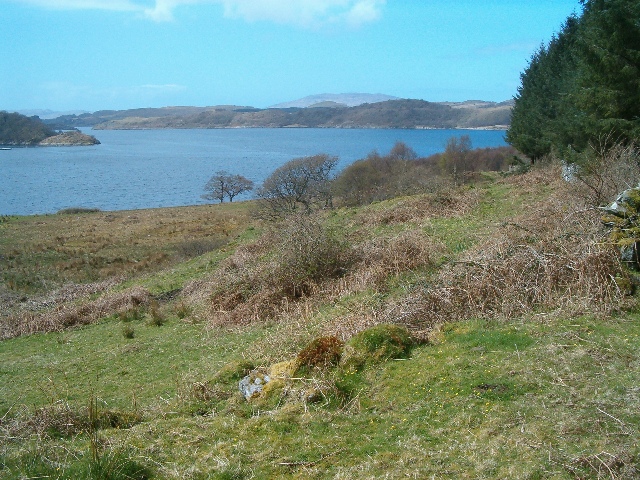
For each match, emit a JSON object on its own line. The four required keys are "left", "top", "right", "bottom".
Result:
{"left": 0, "top": 111, "right": 55, "bottom": 145}
{"left": 0, "top": 158, "right": 638, "bottom": 478}
{"left": 46, "top": 99, "right": 512, "bottom": 130}
{"left": 0, "top": 111, "right": 99, "bottom": 146}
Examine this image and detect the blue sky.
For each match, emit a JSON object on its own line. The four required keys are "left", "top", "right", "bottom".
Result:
{"left": 1, "top": 0, "right": 581, "bottom": 112}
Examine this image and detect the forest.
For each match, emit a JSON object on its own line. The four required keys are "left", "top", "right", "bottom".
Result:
{"left": 507, "top": 0, "right": 640, "bottom": 161}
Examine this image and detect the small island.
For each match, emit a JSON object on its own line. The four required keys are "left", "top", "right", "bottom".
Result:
{"left": 37, "top": 130, "right": 100, "bottom": 146}
{"left": 0, "top": 110, "right": 99, "bottom": 146}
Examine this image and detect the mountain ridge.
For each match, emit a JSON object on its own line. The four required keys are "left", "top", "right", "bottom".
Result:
{"left": 46, "top": 98, "right": 512, "bottom": 130}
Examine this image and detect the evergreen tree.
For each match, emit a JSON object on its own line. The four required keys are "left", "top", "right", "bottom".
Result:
{"left": 575, "top": 0, "right": 640, "bottom": 147}
{"left": 507, "top": 0, "right": 640, "bottom": 160}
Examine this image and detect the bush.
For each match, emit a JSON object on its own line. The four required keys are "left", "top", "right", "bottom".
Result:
{"left": 570, "top": 140, "right": 640, "bottom": 207}
{"left": 273, "top": 214, "right": 352, "bottom": 297}
{"left": 121, "top": 325, "right": 135, "bottom": 339}
{"left": 255, "top": 153, "right": 337, "bottom": 218}
{"left": 56, "top": 207, "right": 101, "bottom": 215}
{"left": 146, "top": 300, "right": 165, "bottom": 326}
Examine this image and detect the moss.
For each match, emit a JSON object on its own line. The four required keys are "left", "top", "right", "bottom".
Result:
{"left": 269, "top": 359, "right": 299, "bottom": 379}
{"left": 296, "top": 336, "right": 343, "bottom": 372}
{"left": 341, "top": 324, "right": 413, "bottom": 371}
{"left": 212, "top": 360, "right": 255, "bottom": 386}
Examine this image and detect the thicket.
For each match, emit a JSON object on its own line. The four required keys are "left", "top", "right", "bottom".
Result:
{"left": 507, "top": 0, "right": 640, "bottom": 160}
{"left": 333, "top": 140, "right": 518, "bottom": 206}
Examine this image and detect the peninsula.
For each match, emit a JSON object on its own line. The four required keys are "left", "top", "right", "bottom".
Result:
{"left": 0, "top": 111, "right": 99, "bottom": 146}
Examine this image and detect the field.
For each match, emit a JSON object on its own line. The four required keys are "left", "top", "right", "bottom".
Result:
{"left": 1, "top": 165, "right": 639, "bottom": 479}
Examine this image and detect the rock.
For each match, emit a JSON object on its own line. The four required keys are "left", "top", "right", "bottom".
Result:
{"left": 238, "top": 370, "right": 271, "bottom": 399}
{"left": 602, "top": 185, "right": 640, "bottom": 270}
{"left": 603, "top": 187, "right": 640, "bottom": 216}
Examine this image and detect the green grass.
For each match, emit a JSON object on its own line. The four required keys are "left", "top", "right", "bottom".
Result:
{"left": 2, "top": 313, "right": 638, "bottom": 478}
{"left": 0, "top": 315, "right": 270, "bottom": 412}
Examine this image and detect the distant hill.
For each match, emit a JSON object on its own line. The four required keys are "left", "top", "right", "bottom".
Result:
{"left": 48, "top": 98, "right": 512, "bottom": 131}
{"left": 270, "top": 93, "right": 399, "bottom": 108}
{"left": 0, "top": 111, "right": 99, "bottom": 146}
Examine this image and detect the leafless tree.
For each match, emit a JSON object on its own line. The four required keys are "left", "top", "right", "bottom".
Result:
{"left": 255, "top": 154, "right": 338, "bottom": 218}
{"left": 202, "top": 170, "right": 254, "bottom": 203}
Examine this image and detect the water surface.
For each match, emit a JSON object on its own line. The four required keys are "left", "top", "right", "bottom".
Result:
{"left": 0, "top": 128, "right": 506, "bottom": 215}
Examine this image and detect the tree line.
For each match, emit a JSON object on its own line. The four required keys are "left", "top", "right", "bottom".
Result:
{"left": 202, "top": 139, "right": 518, "bottom": 217}
{"left": 506, "top": 0, "right": 640, "bottom": 161}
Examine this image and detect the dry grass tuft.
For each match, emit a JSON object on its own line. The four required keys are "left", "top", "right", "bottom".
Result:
{"left": 564, "top": 450, "right": 638, "bottom": 479}
{"left": 0, "top": 286, "right": 151, "bottom": 340}
{"left": 0, "top": 400, "right": 142, "bottom": 442}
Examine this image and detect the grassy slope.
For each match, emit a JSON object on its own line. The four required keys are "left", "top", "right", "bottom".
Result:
{"left": 1, "top": 170, "right": 639, "bottom": 479}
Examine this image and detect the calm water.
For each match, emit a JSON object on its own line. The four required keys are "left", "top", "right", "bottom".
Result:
{"left": 1, "top": 128, "right": 506, "bottom": 215}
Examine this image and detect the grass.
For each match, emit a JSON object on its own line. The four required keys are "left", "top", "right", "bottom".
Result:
{"left": 0, "top": 203, "right": 250, "bottom": 298}
{"left": 1, "top": 166, "right": 639, "bottom": 478}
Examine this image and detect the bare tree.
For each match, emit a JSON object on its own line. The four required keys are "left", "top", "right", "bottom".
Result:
{"left": 225, "top": 174, "right": 255, "bottom": 202}
{"left": 202, "top": 170, "right": 254, "bottom": 203}
{"left": 439, "top": 135, "right": 472, "bottom": 185}
{"left": 389, "top": 141, "right": 418, "bottom": 160}
{"left": 255, "top": 154, "right": 338, "bottom": 218}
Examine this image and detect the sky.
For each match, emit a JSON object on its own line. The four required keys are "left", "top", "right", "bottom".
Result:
{"left": 0, "top": 0, "right": 582, "bottom": 113}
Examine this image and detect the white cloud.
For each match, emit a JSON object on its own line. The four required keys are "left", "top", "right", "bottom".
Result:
{"left": 220, "top": 0, "right": 386, "bottom": 28}
{"left": 9, "top": 0, "right": 386, "bottom": 26}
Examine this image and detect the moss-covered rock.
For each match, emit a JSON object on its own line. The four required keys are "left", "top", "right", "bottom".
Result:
{"left": 341, "top": 324, "right": 413, "bottom": 371}
{"left": 603, "top": 185, "right": 640, "bottom": 270}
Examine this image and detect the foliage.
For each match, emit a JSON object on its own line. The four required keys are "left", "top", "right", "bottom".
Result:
{"left": 439, "top": 134, "right": 473, "bottom": 184}
{"left": 202, "top": 170, "right": 254, "bottom": 203}
{"left": 57, "top": 207, "right": 102, "bottom": 215}
{"left": 0, "top": 111, "right": 55, "bottom": 145}
{"left": 273, "top": 214, "right": 352, "bottom": 297}
{"left": 507, "top": 0, "right": 640, "bottom": 159}
{"left": 2, "top": 164, "right": 640, "bottom": 478}
{"left": 570, "top": 139, "right": 640, "bottom": 206}
{"left": 255, "top": 154, "right": 337, "bottom": 217}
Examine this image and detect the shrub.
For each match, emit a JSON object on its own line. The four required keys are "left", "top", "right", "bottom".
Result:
{"left": 146, "top": 300, "right": 165, "bottom": 326}
{"left": 121, "top": 325, "right": 135, "bottom": 339}
{"left": 173, "top": 300, "right": 192, "bottom": 319}
{"left": 255, "top": 153, "right": 337, "bottom": 218}
{"left": 175, "top": 238, "right": 227, "bottom": 259}
{"left": 273, "top": 214, "right": 353, "bottom": 297}
{"left": 570, "top": 140, "right": 640, "bottom": 207}
{"left": 56, "top": 207, "right": 101, "bottom": 215}
{"left": 118, "top": 306, "right": 144, "bottom": 323}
